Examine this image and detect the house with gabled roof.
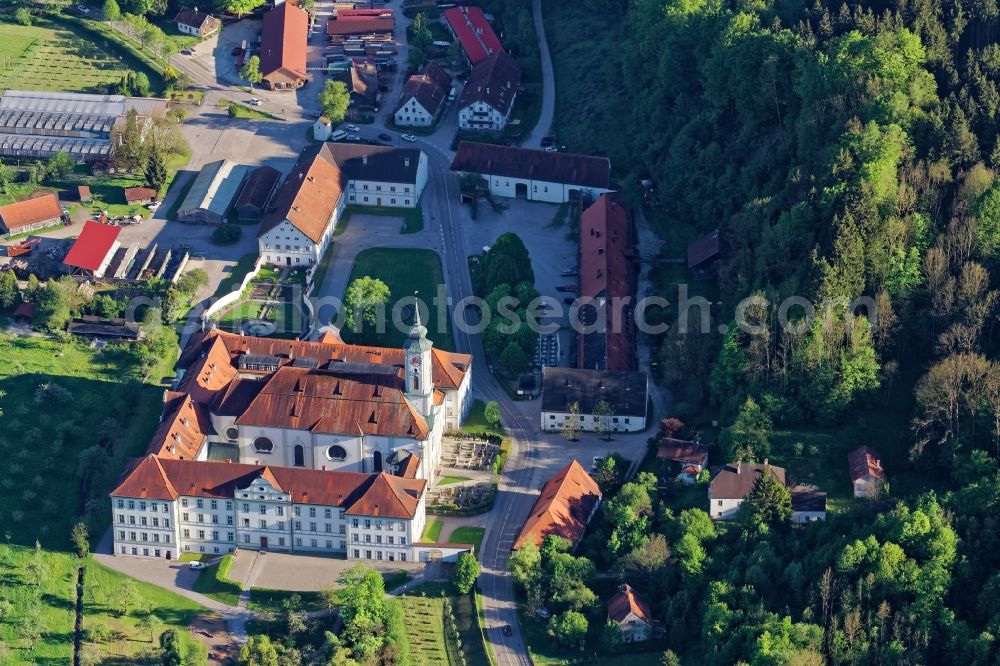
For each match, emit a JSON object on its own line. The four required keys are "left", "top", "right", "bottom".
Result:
{"left": 394, "top": 63, "right": 452, "bottom": 127}
{"left": 709, "top": 461, "right": 786, "bottom": 520}
{"left": 174, "top": 7, "right": 221, "bottom": 38}
{"left": 607, "top": 584, "right": 653, "bottom": 642}
{"left": 848, "top": 446, "right": 885, "bottom": 499}
{"left": 457, "top": 52, "right": 520, "bottom": 132}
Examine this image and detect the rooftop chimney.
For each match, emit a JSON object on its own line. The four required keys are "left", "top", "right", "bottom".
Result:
{"left": 736, "top": 461, "right": 742, "bottom": 474}
{"left": 404, "top": 157, "right": 410, "bottom": 168}
{"left": 362, "top": 155, "right": 368, "bottom": 165}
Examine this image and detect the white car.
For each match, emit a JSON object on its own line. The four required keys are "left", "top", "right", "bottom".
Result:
{"left": 345, "top": 134, "right": 360, "bottom": 141}
{"left": 147, "top": 201, "right": 161, "bottom": 211}
{"left": 544, "top": 145, "right": 557, "bottom": 152}
{"left": 400, "top": 133, "right": 417, "bottom": 143}
{"left": 189, "top": 561, "right": 206, "bottom": 570}
{"left": 345, "top": 124, "right": 361, "bottom": 132}
{"left": 248, "top": 98, "right": 262, "bottom": 106}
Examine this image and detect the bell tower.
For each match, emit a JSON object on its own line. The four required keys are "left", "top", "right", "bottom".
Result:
{"left": 404, "top": 305, "right": 434, "bottom": 414}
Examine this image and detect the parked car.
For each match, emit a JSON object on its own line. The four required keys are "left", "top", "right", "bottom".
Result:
{"left": 189, "top": 561, "right": 206, "bottom": 570}
{"left": 560, "top": 268, "right": 577, "bottom": 276}
{"left": 345, "top": 134, "right": 360, "bottom": 141}
{"left": 345, "top": 124, "right": 360, "bottom": 132}
{"left": 378, "top": 132, "right": 393, "bottom": 142}
{"left": 147, "top": 201, "right": 161, "bottom": 211}
{"left": 502, "top": 625, "right": 513, "bottom": 637}
{"left": 401, "top": 133, "right": 417, "bottom": 142}
{"left": 247, "top": 97, "right": 262, "bottom": 106}
{"left": 544, "top": 145, "right": 557, "bottom": 152}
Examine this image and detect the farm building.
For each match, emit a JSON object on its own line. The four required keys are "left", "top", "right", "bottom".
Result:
{"left": 578, "top": 194, "right": 634, "bottom": 372}
{"left": 848, "top": 446, "right": 885, "bottom": 499}
{"left": 233, "top": 166, "right": 281, "bottom": 221}
{"left": 0, "top": 90, "right": 163, "bottom": 161}
{"left": 443, "top": 6, "right": 503, "bottom": 65}
{"left": 327, "top": 8, "right": 394, "bottom": 36}
{"left": 0, "top": 193, "right": 63, "bottom": 236}
{"left": 331, "top": 62, "right": 381, "bottom": 118}
{"left": 514, "top": 460, "right": 601, "bottom": 551}
{"left": 177, "top": 160, "right": 250, "bottom": 224}
{"left": 124, "top": 186, "right": 157, "bottom": 205}
{"left": 175, "top": 7, "right": 221, "bottom": 37}
{"left": 63, "top": 220, "right": 122, "bottom": 278}
{"left": 260, "top": 1, "right": 310, "bottom": 91}
{"left": 394, "top": 63, "right": 452, "bottom": 127}
{"left": 67, "top": 316, "right": 142, "bottom": 340}
{"left": 451, "top": 142, "right": 613, "bottom": 204}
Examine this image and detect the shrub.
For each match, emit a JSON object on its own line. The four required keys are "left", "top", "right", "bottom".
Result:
{"left": 212, "top": 224, "right": 242, "bottom": 245}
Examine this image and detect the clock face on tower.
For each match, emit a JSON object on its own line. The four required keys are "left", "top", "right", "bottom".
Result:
{"left": 410, "top": 355, "right": 421, "bottom": 367}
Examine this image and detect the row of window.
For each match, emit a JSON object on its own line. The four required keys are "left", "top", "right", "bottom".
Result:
{"left": 547, "top": 414, "right": 632, "bottom": 423}
{"left": 121, "top": 546, "right": 172, "bottom": 557}
{"left": 352, "top": 549, "right": 407, "bottom": 562}
{"left": 180, "top": 498, "right": 231, "bottom": 510}
{"left": 116, "top": 499, "right": 169, "bottom": 512}
{"left": 181, "top": 513, "right": 232, "bottom": 525}
{"left": 119, "top": 531, "right": 172, "bottom": 544}
{"left": 348, "top": 195, "right": 411, "bottom": 206}
{"left": 118, "top": 514, "right": 170, "bottom": 528}
{"left": 352, "top": 534, "right": 406, "bottom": 545}
{"left": 352, "top": 183, "right": 411, "bottom": 193}
{"left": 182, "top": 529, "right": 235, "bottom": 542}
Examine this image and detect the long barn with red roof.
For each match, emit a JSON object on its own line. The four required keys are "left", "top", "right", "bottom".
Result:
{"left": 443, "top": 6, "right": 503, "bottom": 65}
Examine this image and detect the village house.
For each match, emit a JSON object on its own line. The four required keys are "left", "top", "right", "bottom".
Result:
{"left": 0, "top": 193, "right": 62, "bottom": 237}
{"left": 791, "top": 487, "right": 827, "bottom": 523}
{"left": 656, "top": 438, "right": 709, "bottom": 484}
{"left": 514, "top": 460, "right": 601, "bottom": 551}
{"left": 124, "top": 186, "right": 157, "bottom": 205}
{"left": 848, "top": 446, "right": 885, "bottom": 499}
{"left": 451, "top": 142, "right": 613, "bottom": 204}
{"left": 607, "top": 584, "right": 653, "bottom": 642}
{"left": 708, "top": 461, "right": 786, "bottom": 520}
{"left": 174, "top": 7, "right": 221, "bottom": 38}
{"left": 394, "top": 63, "right": 452, "bottom": 127}
{"left": 260, "top": 1, "right": 309, "bottom": 91}
{"left": 457, "top": 52, "right": 520, "bottom": 132}
{"left": 540, "top": 367, "right": 648, "bottom": 433}
{"left": 331, "top": 62, "right": 381, "bottom": 119}
{"left": 63, "top": 220, "right": 121, "bottom": 279}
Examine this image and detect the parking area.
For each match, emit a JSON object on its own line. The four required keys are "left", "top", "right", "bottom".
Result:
{"left": 228, "top": 548, "right": 423, "bottom": 592}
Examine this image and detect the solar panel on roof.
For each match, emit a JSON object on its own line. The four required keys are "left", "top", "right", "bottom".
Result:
{"left": 292, "top": 357, "right": 320, "bottom": 368}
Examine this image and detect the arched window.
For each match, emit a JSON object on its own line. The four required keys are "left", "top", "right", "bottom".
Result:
{"left": 253, "top": 437, "right": 273, "bottom": 453}
{"left": 327, "top": 445, "right": 347, "bottom": 461}
{"left": 373, "top": 450, "right": 383, "bottom": 473}
{"left": 293, "top": 445, "right": 304, "bottom": 467}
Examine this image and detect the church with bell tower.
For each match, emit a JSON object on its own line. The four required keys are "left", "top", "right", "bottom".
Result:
{"left": 404, "top": 307, "right": 436, "bottom": 415}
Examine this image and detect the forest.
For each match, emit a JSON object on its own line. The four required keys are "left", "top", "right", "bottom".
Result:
{"left": 529, "top": 0, "right": 1000, "bottom": 661}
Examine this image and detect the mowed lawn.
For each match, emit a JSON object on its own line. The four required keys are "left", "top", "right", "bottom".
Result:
{"left": 0, "top": 332, "right": 168, "bottom": 549}
{"left": 0, "top": 18, "right": 152, "bottom": 93}
{"left": 448, "top": 526, "right": 485, "bottom": 554}
{"left": 340, "top": 248, "right": 456, "bottom": 351}
{"left": 0, "top": 545, "right": 204, "bottom": 664}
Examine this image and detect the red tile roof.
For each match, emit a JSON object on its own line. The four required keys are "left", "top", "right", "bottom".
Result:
{"left": 444, "top": 6, "right": 503, "bottom": 64}
{"left": 514, "top": 460, "right": 601, "bottom": 550}
{"left": 112, "top": 456, "right": 426, "bottom": 518}
{"left": 235, "top": 365, "right": 431, "bottom": 440}
{"left": 63, "top": 220, "right": 121, "bottom": 272}
{"left": 848, "top": 446, "right": 884, "bottom": 482}
{"left": 0, "top": 193, "right": 61, "bottom": 233}
{"left": 146, "top": 391, "right": 212, "bottom": 460}
{"left": 656, "top": 438, "right": 708, "bottom": 466}
{"left": 607, "top": 584, "right": 652, "bottom": 624}
{"left": 124, "top": 186, "right": 157, "bottom": 203}
{"left": 261, "top": 1, "right": 309, "bottom": 84}
{"left": 259, "top": 145, "right": 345, "bottom": 243}
{"left": 451, "top": 142, "right": 612, "bottom": 189}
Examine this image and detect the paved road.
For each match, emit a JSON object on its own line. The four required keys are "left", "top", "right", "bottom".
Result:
{"left": 523, "top": 0, "right": 556, "bottom": 148}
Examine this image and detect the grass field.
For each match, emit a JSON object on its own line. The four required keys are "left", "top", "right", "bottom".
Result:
{"left": 191, "top": 560, "right": 241, "bottom": 607}
{"left": 461, "top": 399, "right": 506, "bottom": 435}
{"left": 247, "top": 588, "right": 327, "bottom": 613}
{"left": 0, "top": 332, "right": 170, "bottom": 548}
{"left": 220, "top": 99, "right": 281, "bottom": 120}
{"left": 437, "top": 475, "right": 472, "bottom": 486}
{"left": 421, "top": 519, "right": 444, "bottom": 542}
{"left": 340, "top": 247, "right": 455, "bottom": 350}
{"left": 448, "top": 526, "right": 485, "bottom": 554}
{"left": 0, "top": 18, "right": 158, "bottom": 93}
{"left": 402, "top": 583, "right": 490, "bottom": 666}
{"left": 0, "top": 545, "right": 203, "bottom": 664}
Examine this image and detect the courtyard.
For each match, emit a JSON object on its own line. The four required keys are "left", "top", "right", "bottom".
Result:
{"left": 227, "top": 549, "right": 423, "bottom": 593}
